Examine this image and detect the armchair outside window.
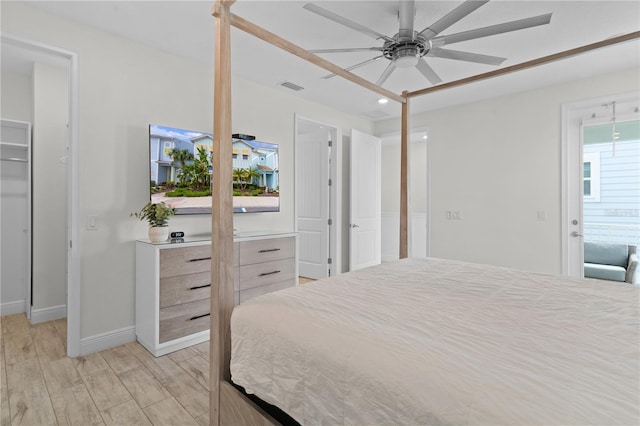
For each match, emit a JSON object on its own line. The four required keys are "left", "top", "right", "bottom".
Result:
{"left": 584, "top": 242, "right": 638, "bottom": 286}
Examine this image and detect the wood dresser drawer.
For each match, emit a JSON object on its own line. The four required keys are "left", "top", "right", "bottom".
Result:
{"left": 160, "top": 271, "right": 211, "bottom": 308}
{"left": 239, "top": 257, "right": 296, "bottom": 290}
{"left": 239, "top": 237, "right": 295, "bottom": 266}
{"left": 160, "top": 245, "right": 211, "bottom": 278}
{"left": 159, "top": 298, "right": 210, "bottom": 343}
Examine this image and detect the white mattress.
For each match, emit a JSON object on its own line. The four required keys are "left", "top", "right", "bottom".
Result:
{"left": 230, "top": 258, "right": 640, "bottom": 425}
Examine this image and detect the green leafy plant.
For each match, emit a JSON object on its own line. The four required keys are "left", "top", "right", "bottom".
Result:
{"left": 131, "top": 202, "right": 175, "bottom": 227}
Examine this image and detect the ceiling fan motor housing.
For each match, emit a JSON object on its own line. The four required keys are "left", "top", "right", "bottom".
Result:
{"left": 383, "top": 33, "right": 428, "bottom": 67}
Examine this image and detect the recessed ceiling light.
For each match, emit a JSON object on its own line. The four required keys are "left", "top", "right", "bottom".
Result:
{"left": 378, "top": 98, "right": 388, "bottom": 104}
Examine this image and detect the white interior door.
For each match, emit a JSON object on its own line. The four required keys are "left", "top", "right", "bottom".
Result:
{"left": 296, "top": 121, "right": 330, "bottom": 279}
{"left": 350, "top": 129, "right": 381, "bottom": 271}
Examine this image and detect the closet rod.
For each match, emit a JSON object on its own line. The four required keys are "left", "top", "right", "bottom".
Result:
{"left": 1, "top": 157, "right": 28, "bottom": 162}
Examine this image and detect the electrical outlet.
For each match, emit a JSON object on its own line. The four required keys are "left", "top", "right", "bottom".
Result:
{"left": 537, "top": 210, "right": 546, "bottom": 221}
{"left": 446, "top": 210, "right": 461, "bottom": 220}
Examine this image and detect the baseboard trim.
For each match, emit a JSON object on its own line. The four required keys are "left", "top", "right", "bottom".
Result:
{"left": 80, "top": 326, "right": 136, "bottom": 356}
{"left": 0, "top": 300, "right": 26, "bottom": 316}
{"left": 30, "top": 304, "right": 67, "bottom": 324}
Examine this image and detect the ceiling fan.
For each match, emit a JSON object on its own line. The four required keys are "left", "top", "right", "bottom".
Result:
{"left": 303, "top": 0, "right": 552, "bottom": 86}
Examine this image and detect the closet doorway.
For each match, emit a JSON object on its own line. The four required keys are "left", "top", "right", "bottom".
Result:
{"left": 1, "top": 33, "right": 80, "bottom": 357}
{"left": 1, "top": 120, "right": 31, "bottom": 317}
{"left": 295, "top": 115, "right": 341, "bottom": 279}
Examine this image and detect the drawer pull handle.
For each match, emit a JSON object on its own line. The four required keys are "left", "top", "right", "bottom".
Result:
{"left": 259, "top": 270, "right": 281, "bottom": 277}
{"left": 190, "top": 313, "right": 210, "bottom": 321}
{"left": 189, "top": 284, "right": 211, "bottom": 290}
{"left": 188, "top": 256, "right": 211, "bottom": 262}
{"left": 259, "top": 248, "right": 280, "bottom": 253}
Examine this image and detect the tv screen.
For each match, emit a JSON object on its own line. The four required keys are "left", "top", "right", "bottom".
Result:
{"left": 149, "top": 124, "right": 280, "bottom": 214}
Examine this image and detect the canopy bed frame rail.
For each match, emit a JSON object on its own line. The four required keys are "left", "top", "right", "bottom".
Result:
{"left": 209, "top": 0, "right": 639, "bottom": 422}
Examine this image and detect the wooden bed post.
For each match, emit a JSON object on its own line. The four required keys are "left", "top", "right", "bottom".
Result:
{"left": 210, "top": 1, "right": 235, "bottom": 424}
{"left": 399, "top": 91, "right": 409, "bottom": 259}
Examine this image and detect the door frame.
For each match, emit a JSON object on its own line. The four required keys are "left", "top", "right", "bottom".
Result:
{"left": 561, "top": 91, "right": 638, "bottom": 277}
{"left": 294, "top": 114, "right": 342, "bottom": 276}
{"left": 2, "top": 32, "right": 81, "bottom": 357}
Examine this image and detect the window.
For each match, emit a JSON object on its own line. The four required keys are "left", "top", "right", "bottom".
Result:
{"left": 242, "top": 149, "right": 249, "bottom": 160}
{"left": 163, "top": 141, "right": 173, "bottom": 156}
{"left": 583, "top": 152, "right": 600, "bottom": 202}
{"left": 232, "top": 148, "right": 238, "bottom": 159}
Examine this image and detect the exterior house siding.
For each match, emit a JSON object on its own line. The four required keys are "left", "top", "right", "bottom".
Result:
{"left": 232, "top": 139, "right": 279, "bottom": 191}
{"left": 583, "top": 139, "right": 640, "bottom": 246}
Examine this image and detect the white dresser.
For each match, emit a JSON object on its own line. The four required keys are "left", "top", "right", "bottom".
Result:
{"left": 136, "top": 232, "right": 297, "bottom": 356}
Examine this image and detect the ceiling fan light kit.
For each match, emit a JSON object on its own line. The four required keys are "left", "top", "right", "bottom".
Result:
{"left": 304, "top": 0, "right": 553, "bottom": 87}
{"left": 384, "top": 39, "right": 424, "bottom": 68}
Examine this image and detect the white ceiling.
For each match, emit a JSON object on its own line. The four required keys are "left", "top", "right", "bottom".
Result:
{"left": 13, "top": 1, "right": 640, "bottom": 121}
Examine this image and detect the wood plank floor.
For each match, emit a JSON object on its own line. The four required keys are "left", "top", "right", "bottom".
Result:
{"left": 0, "top": 313, "right": 210, "bottom": 426}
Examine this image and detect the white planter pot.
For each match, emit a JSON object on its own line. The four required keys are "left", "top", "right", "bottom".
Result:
{"left": 148, "top": 226, "right": 169, "bottom": 243}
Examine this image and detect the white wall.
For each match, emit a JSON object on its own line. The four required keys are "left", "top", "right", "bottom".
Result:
{"left": 1, "top": 2, "right": 373, "bottom": 346}
{"left": 1, "top": 71, "right": 32, "bottom": 122}
{"left": 31, "top": 62, "right": 68, "bottom": 316}
{"left": 375, "top": 68, "right": 640, "bottom": 274}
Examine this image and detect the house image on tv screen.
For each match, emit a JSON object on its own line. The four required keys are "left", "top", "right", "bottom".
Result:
{"left": 148, "top": 124, "right": 280, "bottom": 214}
{"left": 149, "top": 125, "right": 213, "bottom": 185}
{"left": 232, "top": 139, "right": 279, "bottom": 191}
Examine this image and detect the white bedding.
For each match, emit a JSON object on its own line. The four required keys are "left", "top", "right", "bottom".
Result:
{"left": 230, "top": 258, "right": 639, "bottom": 425}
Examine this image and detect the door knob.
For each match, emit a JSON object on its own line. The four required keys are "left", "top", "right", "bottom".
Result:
{"left": 571, "top": 231, "right": 583, "bottom": 237}
{"left": 350, "top": 224, "right": 359, "bottom": 228}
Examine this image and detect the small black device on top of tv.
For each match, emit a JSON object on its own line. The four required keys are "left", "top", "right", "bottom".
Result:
{"left": 148, "top": 124, "right": 280, "bottom": 214}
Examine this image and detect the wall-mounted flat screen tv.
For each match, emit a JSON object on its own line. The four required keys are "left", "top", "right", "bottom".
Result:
{"left": 149, "top": 124, "right": 280, "bottom": 214}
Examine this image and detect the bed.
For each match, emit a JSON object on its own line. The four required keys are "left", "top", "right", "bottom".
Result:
{"left": 208, "top": 2, "right": 640, "bottom": 424}
{"left": 230, "top": 257, "right": 639, "bottom": 425}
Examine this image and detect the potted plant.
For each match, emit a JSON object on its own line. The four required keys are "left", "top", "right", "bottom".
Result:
{"left": 131, "top": 201, "right": 175, "bottom": 243}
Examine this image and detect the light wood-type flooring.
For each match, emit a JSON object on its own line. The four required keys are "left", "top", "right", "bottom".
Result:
{"left": 1, "top": 313, "right": 210, "bottom": 425}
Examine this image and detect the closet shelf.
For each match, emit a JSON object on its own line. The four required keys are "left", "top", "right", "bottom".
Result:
{"left": 1, "top": 142, "right": 29, "bottom": 149}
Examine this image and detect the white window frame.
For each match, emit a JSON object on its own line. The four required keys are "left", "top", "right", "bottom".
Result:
{"left": 163, "top": 141, "right": 173, "bottom": 157}
{"left": 583, "top": 151, "right": 600, "bottom": 202}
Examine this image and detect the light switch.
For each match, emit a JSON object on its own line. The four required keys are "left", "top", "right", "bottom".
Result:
{"left": 87, "top": 215, "right": 98, "bottom": 230}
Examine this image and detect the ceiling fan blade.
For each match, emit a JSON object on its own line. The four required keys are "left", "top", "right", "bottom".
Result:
{"left": 429, "top": 48, "right": 506, "bottom": 66}
{"left": 309, "top": 47, "right": 384, "bottom": 54}
{"left": 418, "top": 0, "right": 489, "bottom": 40}
{"left": 303, "top": 3, "right": 395, "bottom": 43}
{"left": 376, "top": 62, "right": 396, "bottom": 86}
{"left": 415, "top": 58, "right": 442, "bottom": 85}
{"left": 435, "top": 13, "right": 553, "bottom": 46}
{"left": 322, "top": 55, "right": 384, "bottom": 79}
{"left": 398, "top": 0, "right": 416, "bottom": 40}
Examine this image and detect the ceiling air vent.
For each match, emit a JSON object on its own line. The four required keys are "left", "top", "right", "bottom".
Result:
{"left": 363, "top": 110, "right": 390, "bottom": 120}
{"left": 280, "top": 81, "right": 304, "bottom": 91}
